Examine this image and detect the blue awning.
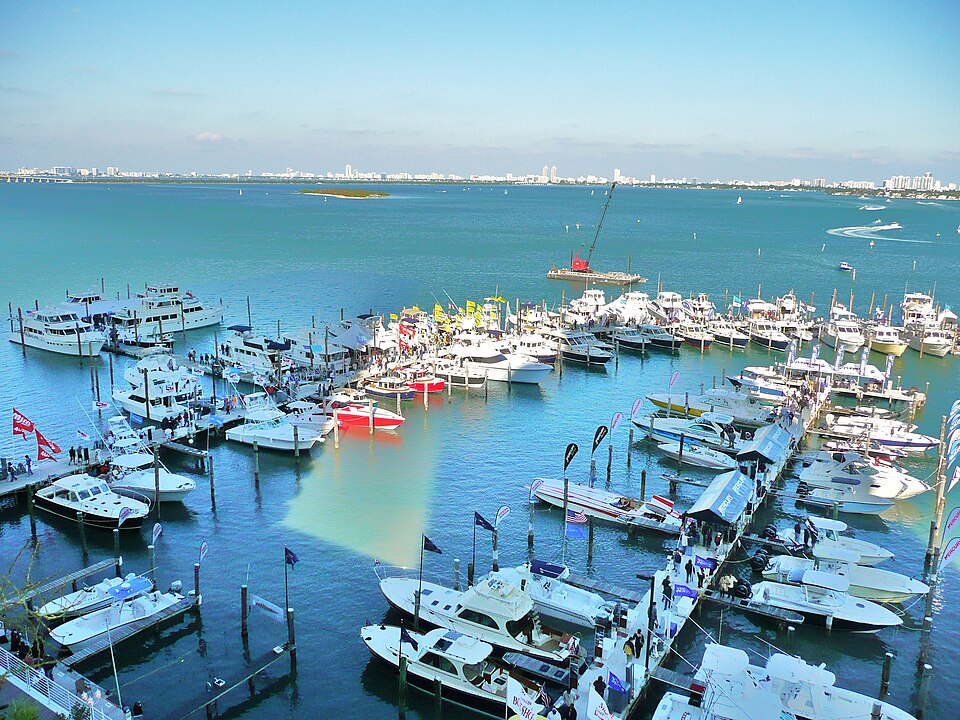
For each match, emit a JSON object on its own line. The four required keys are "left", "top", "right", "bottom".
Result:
{"left": 686, "top": 470, "right": 754, "bottom": 526}
{"left": 265, "top": 339, "right": 290, "bottom": 351}
{"left": 107, "top": 576, "right": 153, "bottom": 601}
{"left": 737, "top": 424, "right": 791, "bottom": 465}
{"left": 228, "top": 324, "right": 252, "bottom": 332}
{"left": 530, "top": 559, "right": 566, "bottom": 579}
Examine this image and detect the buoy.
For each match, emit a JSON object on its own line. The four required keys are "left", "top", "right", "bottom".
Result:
{"left": 821, "top": 244, "right": 826, "bottom": 252}
{"left": 757, "top": 248, "right": 762, "bottom": 258}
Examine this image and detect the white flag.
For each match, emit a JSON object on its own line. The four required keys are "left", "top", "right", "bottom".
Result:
{"left": 587, "top": 688, "right": 615, "bottom": 720}
{"left": 249, "top": 594, "right": 285, "bottom": 623}
{"left": 506, "top": 675, "right": 543, "bottom": 720}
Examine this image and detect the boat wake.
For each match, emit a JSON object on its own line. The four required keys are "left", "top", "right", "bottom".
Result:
{"left": 916, "top": 201, "right": 943, "bottom": 206}
{"left": 825, "top": 223, "right": 931, "bottom": 244}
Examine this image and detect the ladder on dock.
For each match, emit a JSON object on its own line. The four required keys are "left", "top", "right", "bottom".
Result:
{"left": 563, "top": 573, "right": 646, "bottom": 605}
{"left": 12, "top": 558, "right": 120, "bottom": 612}
{"left": 62, "top": 596, "right": 197, "bottom": 667}
{"left": 699, "top": 589, "right": 805, "bottom": 624}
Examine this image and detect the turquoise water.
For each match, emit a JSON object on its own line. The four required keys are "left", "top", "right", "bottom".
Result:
{"left": 0, "top": 183, "right": 958, "bottom": 719}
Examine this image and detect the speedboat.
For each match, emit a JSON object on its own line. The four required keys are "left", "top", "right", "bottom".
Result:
{"left": 283, "top": 401, "right": 338, "bottom": 436}
{"left": 632, "top": 412, "right": 746, "bottom": 453}
{"left": 50, "top": 577, "right": 185, "bottom": 647}
{"left": 796, "top": 481, "right": 895, "bottom": 515}
{"left": 637, "top": 323, "right": 683, "bottom": 351}
{"left": 109, "top": 452, "right": 197, "bottom": 502}
{"left": 400, "top": 367, "right": 446, "bottom": 393}
{"left": 448, "top": 341, "right": 553, "bottom": 382}
{"left": 760, "top": 516, "right": 894, "bottom": 566}
{"left": 762, "top": 547, "right": 928, "bottom": 603}
{"left": 9, "top": 308, "right": 104, "bottom": 356}
{"left": 488, "top": 561, "right": 613, "bottom": 627}
{"left": 610, "top": 326, "right": 649, "bottom": 351}
{"left": 707, "top": 318, "right": 749, "bottom": 349}
{"left": 225, "top": 393, "right": 324, "bottom": 451}
{"left": 646, "top": 388, "right": 775, "bottom": 426}
{"left": 865, "top": 325, "right": 908, "bottom": 356}
{"left": 539, "top": 328, "right": 612, "bottom": 365}
{"left": 796, "top": 450, "right": 929, "bottom": 500}
{"left": 821, "top": 417, "right": 938, "bottom": 455}
{"left": 37, "top": 573, "right": 141, "bottom": 620}
{"left": 323, "top": 394, "right": 405, "bottom": 429}
{"left": 750, "top": 570, "right": 902, "bottom": 632}
{"left": 657, "top": 442, "right": 737, "bottom": 470}
{"left": 505, "top": 333, "right": 557, "bottom": 363}
{"left": 35, "top": 474, "right": 149, "bottom": 530}
{"left": 361, "top": 625, "right": 517, "bottom": 716}
{"left": 746, "top": 319, "right": 790, "bottom": 352}
{"left": 531, "top": 477, "right": 682, "bottom": 534}
{"left": 837, "top": 262, "right": 855, "bottom": 272}
{"left": 376, "top": 570, "right": 574, "bottom": 662}
{"left": 365, "top": 376, "right": 416, "bottom": 400}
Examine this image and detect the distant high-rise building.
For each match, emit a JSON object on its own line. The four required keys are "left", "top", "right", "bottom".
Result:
{"left": 650, "top": 174, "right": 656, "bottom": 184}
{"left": 813, "top": 178, "right": 826, "bottom": 188}
{"left": 550, "top": 165, "right": 557, "bottom": 183}
{"left": 542, "top": 165, "right": 549, "bottom": 182}
{"left": 106, "top": 167, "right": 118, "bottom": 177}
{"left": 613, "top": 168, "right": 621, "bottom": 182}
{"left": 345, "top": 164, "right": 353, "bottom": 179}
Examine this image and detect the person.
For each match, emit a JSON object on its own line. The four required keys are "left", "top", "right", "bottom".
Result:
{"left": 8, "top": 463, "right": 17, "bottom": 482}
{"left": 661, "top": 576, "right": 673, "bottom": 606}
{"left": 623, "top": 637, "right": 634, "bottom": 657}
{"left": 24, "top": 455, "right": 32, "bottom": 475}
{"left": 685, "top": 558, "right": 694, "bottom": 583}
{"left": 794, "top": 521, "right": 803, "bottom": 545}
{"left": 68, "top": 446, "right": 77, "bottom": 465}
{"left": 546, "top": 707, "right": 561, "bottom": 720}
{"left": 83, "top": 447, "right": 90, "bottom": 464}
{"left": 673, "top": 548, "right": 682, "bottom": 569}
{"left": 697, "top": 568, "right": 706, "bottom": 589}
{"left": 592, "top": 674, "right": 606, "bottom": 699}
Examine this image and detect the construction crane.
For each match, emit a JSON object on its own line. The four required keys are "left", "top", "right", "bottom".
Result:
{"left": 571, "top": 181, "right": 617, "bottom": 272}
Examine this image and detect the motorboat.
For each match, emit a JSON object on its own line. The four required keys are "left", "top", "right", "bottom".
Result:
{"left": 109, "top": 327, "right": 174, "bottom": 355}
{"left": 109, "top": 452, "right": 197, "bottom": 502}
{"left": 376, "top": 570, "right": 574, "bottom": 662}
{"left": 726, "top": 373, "right": 791, "bottom": 402}
{"left": 821, "top": 319, "right": 865, "bottom": 354}
{"left": 539, "top": 328, "right": 612, "bottom": 365}
{"left": 648, "top": 291, "right": 684, "bottom": 324}
{"left": 796, "top": 450, "right": 929, "bottom": 500}
{"left": 904, "top": 325, "right": 953, "bottom": 357}
{"left": 762, "top": 547, "right": 928, "bottom": 603}
{"left": 365, "top": 375, "right": 416, "bottom": 400}
{"left": 746, "top": 319, "right": 790, "bottom": 352}
{"left": 115, "top": 354, "right": 203, "bottom": 423}
{"left": 604, "top": 291, "right": 651, "bottom": 325}
{"left": 676, "top": 325, "right": 713, "bottom": 350}
{"left": 488, "top": 561, "right": 613, "bottom": 628}
{"left": 531, "top": 477, "right": 682, "bottom": 534}
{"left": 427, "top": 356, "right": 489, "bottom": 389}
{"left": 57, "top": 289, "right": 127, "bottom": 325}
{"left": 646, "top": 388, "right": 776, "bottom": 426}
{"left": 37, "top": 573, "right": 141, "bottom": 620}
{"left": 450, "top": 342, "right": 553, "bottom": 383}
{"left": 865, "top": 324, "right": 908, "bottom": 356}
{"left": 837, "top": 262, "right": 855, "bottom": 272}
{"left": 707, "top": 318, "right": 749, "bottom": 349}
{"left": 361, "top": 625, "right": 515, "bottom": 716}
{"left": 637, "top": 324, "right": 683, "bottom": 351}
{"left": 9, "top": 308, "right": 104, "bottom": 356}
{"left": 796, "top": 481, "right": 895, "bottom": 515}
{"left": 680, "top": 293, "right": 716, "bottom": 324}
{"left": 283, "top": 401, "right": 338, "bottom": 436}
{"left": 109, "top": 283, "right": 223, "bottom": 335}
{"left": 632, "top": 412, "right": 746, "bottom": 453}
{"left": 50, "top": 577, "right": 185, "bottom": 647}
{"left": 565, "top": 288, "right": 610, "bottom": 325}
{"left": 34, "top": 474, "right": 149, "bottom": 530}
{"left": 323, "top": 394, "right": 405, "bottom": 429}
{"left": 220, "top": 325, "right": 291, "bottom": 375}
{"left": 761, "top": 516, "right": 894, "bottom": 566}
{"left": 505, "top": 333, "right": 558, "bottom": 363}
{"left": 281, "top": 327, "right": 353, "bottom": 376}
{"left": 750, "top": 570, "right": 902, "bottom": 631}
{"left": 821, "top": 417, "right": 938, "bottom": 454}
{"left": 657, "top": 442, "right": 737, "bottom": 471}
{"left": 225, "top": 393, "right": 324, "bottom": 451}
{"left": 609, "top": 326, "right": 649, "bottom": 351}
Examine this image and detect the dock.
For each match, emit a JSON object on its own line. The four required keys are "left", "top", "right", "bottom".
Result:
{"left": 547, "top": 267, "right": 647, "bottom": 286}
{"left": 698, "top": 588, "right": 805, "bottom": 624}
{"left": 17, "top": 557, "right": 121, "bottom": 612}
{"left": 563, "top": 573, "right": 646, "bottom": 605}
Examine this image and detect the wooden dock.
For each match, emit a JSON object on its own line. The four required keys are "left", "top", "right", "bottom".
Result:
{"left": 564, "top": 572, "right": 646, "bottom": 605}
{"left": 699, "top": 588, "right": 805, "bottom": 624}
{"left": 17, "top": 558, "right": 120, "bottom": 611}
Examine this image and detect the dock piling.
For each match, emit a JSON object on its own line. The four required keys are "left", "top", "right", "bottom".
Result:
{"left": 640, "top": 469, "right": 647, "bottom": 501}
{"left": 113, "top": 529, "right": 121, "bottom": 576}
{"left": 154, "top": 451, "right": 161, "bottom": 519}
{"left": 627, "top": 428, "right": 634, "bottom": 468}
{"left": 369, "top": 400, "right": 375, "bottom": 436}
{"left": 916, "top": 663, "right": 932, "bottom": 718}
{"left": 606, "top": 444, "right": 613, "bottom": 483}
{"left": 399, "top": 654, "right": 408, "bottom": 719}
{"left": 253, "top": 440, "right": 260, "bottom": 489}
{"left": 527, "top": 495, "right": 534, "bottom": 551}
{"left": 880, "top": 652, "right": 893, "bottom": 699}
{"left": 208, "top": 456, "right": 216, "bottom": 511}
{"left": 492, "top": 528, "right": 499, "bottom": 571}
{"left": 286, "top": 608, "right": 297, "bottom": 674}
{"left": 453, "top": 558, "right": 460, "bottom": 591}
{"left": 241, "top": 584, "right": 249, "bottom": 643}
{"left": 27, "top": 486, "right": 37, "bottom": 540}
{"left": 589, "top": 458, "right": 596, "bottom": 488}
{"left": 148, "top": 543, "right": 156, "bottom": 579}
{"left": 76, "top": 511, "right": 88, "bottom": 559}
{"left": 433, "top": 677, "right": 442, "bottom": 719}
{"left": 786, "top": 625, "right": 794, "bottom": 654}
{"left": 194, "top": 562, "right": 201, "bottom": 605}
{"left": 293, "top": 425, "right": 300, "bottom": 466}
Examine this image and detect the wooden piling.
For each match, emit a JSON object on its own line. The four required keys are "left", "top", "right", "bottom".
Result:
{"left": 399, "top": 654, "right": 408, "bottom": 719}
{"left": 924, "top": 416, "right": 948, "bottom": 569}
{"left": 148, "top": 544, "right": 156, "bottom": 579}
{"left": 208, "top": 456, "right": 216, "bottom": 511}
{"left": 76, "top": 511, "right": 88, "bottom": 558}
{"left": 286, "top": 608, "right": 297, "bottom": 673}
{"left": 113, "top": 529, "right": 121, "bottom": 576}
{"left": 293, "top": 425, "right": 300, "bottom": 465}
{"left": 241, "top": 584, "right": 249, "bottom": 642}
{"left": 27, "top": 486, "right": 37, "bottom": 539}
{"left": 879, "top": 652, "right": 892, "bottom": 699}
{"left": 194, "top": 562, "right": 201, "bottom": 604}
{"left": 154, "top": 451, "right": 161, "bottom": 519}
{"left": 369, "top": 400, "right": 375, "bottom": 436}
{"left": 916, "top": 663, "right": 932, "bottom": 718}
{"left": 606, "top": 444, "right": 613, "bottom": 483}
{"left": 433, "top": 677, "right": 442, "bottom": 719}
{"left": 627, "top": 428, "right": 634, "bottom": 468}
{"left": 492, "top": 528, "right": 499, "bottom": 572}
{"left": 527, "top": 495, "right": 535, "bottom": 550}
{"left": 253, "top": 440, "right": 260, "bottom": 489}
{"left": 17, "top": 308, "right": 25, "bottom": 355}
{"left": 453, "top": 558, "right": 460, "bottom": 591}
{"left": 640, "top": 469, "right": 646, "bottom": 501}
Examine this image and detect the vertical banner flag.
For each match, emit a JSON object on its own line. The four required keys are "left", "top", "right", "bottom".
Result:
{"left": 199, "top": 541, "right": 209, "bottom": 565}
{"left": 940, "top": 536, "right": 960, "bottom": 573}
{"left": 810, "top": 343, "right": 821, "bottom": 364}
{"left": 786, "top": 339, "right": 797, "bottom": 366}
{"left": 608, "top": 671, "right": 628, "bottom": 694}
{"left": 152, "top": 522, "right": 163, "bottom": 544}
{"left": 945, "top": 506, "right": 960, "bottom": 535}
{"left": 564, "top": 443, "right": 579, "bottom": 471}
{"left": 249, "top": 594, "right": 285, "bottom": 623}
{"left": 506, "top": 676, "right": 543, "bottom": 720}
{"left": 833, "top": 348, "right": 844, "bottom": 371}
{"left": 632, "top": 397, "right": 643, "bottom": 418}
{"left": 118, "top": 506, "right": 132, "bottom": 527}
{"left": 528, "top": 479, "right": 544, "bottom": 503}
{"left": 587, "top": 688, "right": 615, "bottom": 720}
{"left": 669, "top": 370, "right": 681, "bottom": 389}
{"left": 13, "top": 409, "right": 35, "bottom": 439}
{"left": 592, "top": 425, "right": 608, "bottom": 455}
{"left": 610, "top": 412, "right": 623, "bottom": 433}
{"left": 884, "top": 353, "right": 895, "bottom": 380}
{"left": 858, "top": 346, "right": 870, "bottom": 377}
{"left": 950, "top": 466, "right": 960, "bottom": 494}
{"left": 950, "top": 399, "right": 960, "bottom": 419}
{"left": 496, "top": 505, "right": 510, "bottom": 526}
{"left": 35, "top": 430, "right": 61, "bottom": 454}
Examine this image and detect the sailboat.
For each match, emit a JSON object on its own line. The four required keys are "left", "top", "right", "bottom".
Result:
{"left": 239, "top": 188, "right": 243, "bottom": 196}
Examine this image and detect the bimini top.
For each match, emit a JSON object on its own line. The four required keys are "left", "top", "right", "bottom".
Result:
{"left": 530, "top": 559, "right": 566, "bottom": 579}
{"left": 687, "top": 470, "right": 754, "bottom": 526}
{"left": 807, "top": 516, "right": 848, "bottom": 533}
{"left": 107, "top": 576, "right": 153, "bottom": 601}
{"left": 227, "top": 324, "right": 252, "bottom": 333}
{"left": 699, "top": 643, "right": 750, "bottom": 675}
{"left": 799, "top": 569, "right": 850, "bottom": 593}
{"left": 765, "top": 653, "right": 836, "bottom": 687}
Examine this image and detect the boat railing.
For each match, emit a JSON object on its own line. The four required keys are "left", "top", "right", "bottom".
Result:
{"left": 0, "top": 645, "right": 113, "bottom": 720}
{"left": 373, "top": 562, "right": 451, "bottom": 587}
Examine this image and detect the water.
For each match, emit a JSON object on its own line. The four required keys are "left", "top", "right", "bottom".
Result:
{"left": 0, "top": 183, "right": 958, "bottom": 719}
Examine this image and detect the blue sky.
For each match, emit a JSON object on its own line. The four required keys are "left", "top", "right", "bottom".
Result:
{"left": 1, "top": 2, "right": 958, "bottom": 180}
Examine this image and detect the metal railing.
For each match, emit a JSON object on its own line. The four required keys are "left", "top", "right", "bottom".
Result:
{"left": 0, "top": 645, "right": 112, "bottom": 720}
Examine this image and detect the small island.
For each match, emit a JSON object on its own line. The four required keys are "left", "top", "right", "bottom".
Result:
{"left": 300, "top": 188, "right": 390, "bottom": 199}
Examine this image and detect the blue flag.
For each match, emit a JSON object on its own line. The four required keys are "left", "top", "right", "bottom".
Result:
{"left": 674, "top": 584, "right": 698, "bottom": 599}
{"left": 284, "top": 546, "right": 299, "bottom": 567}
{"left": 422, "top": 535, "right": 442, "bottom": 554}
{"left": 400, "top": 625, "right": 418, "bottom": 651}
{"left": 608, "top": 671, "right": 627, "bottom": 694}
{"left": 565, "top": 523, "right": 588, "bottom": 540}
{"left": 474, "top": 512, "right": 495, "bottom": 532}
{"left": 694, "top": 555, "right": 716, "bottom": 570}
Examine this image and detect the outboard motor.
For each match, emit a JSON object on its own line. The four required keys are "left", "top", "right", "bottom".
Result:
{"left": 760, "top": 524, "right": 779, "bottom": 541}
{"left": 750, "top": 549, "right": 769, "bottom": 572}
{"left": 732, "top": 577, "right": 752, "bottom": 599}
{"left": 169, "top": 580, "right": 183, "bottom": 594}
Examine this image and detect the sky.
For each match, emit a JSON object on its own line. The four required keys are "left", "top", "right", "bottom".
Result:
{"left": 1, "top": 1, "right": 959, "bottom": 181}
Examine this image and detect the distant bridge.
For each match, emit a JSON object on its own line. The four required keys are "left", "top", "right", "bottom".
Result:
{"left": 0, "top": 174, "right": 75, "bottom": 183}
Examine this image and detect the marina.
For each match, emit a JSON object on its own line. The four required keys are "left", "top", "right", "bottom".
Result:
{"left": 1, "top": 182, "right": 958, "bottom": 720}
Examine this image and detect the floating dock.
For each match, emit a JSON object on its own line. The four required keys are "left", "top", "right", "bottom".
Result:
{"left": 547, "top": 267, "right": 647, "bottom": 286}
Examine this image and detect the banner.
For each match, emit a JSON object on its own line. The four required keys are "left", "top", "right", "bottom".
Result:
{"left": 587, "top": 688, "right": 615, "bottom": 720}
{"left": 833, "top": 348, "right": 844, "bottom": 371}
{"left": 592, "top": 425, "right": 608, "bottom": 455}
{"left": 632, "top": 397, "right": 642, "bottom": 417}
{"left": 13, "top": 408, "right": 35, "bottom": 439}
{"left": 152, "top": 522, "right": 163, "bottom": 544}
{"left": 669, "top": 370, "right": 680, "bottom": 389}
{"left": 946, "top": 506, "right": 960, "bottom": 534}
{"left": 786, "top": 340, "right": 797, "bottom": 366}
{"left": 37, "top": 443, "right": 56, "bottom": 462}
{"left": 810, "top": 343, "right": 821, "bottom": 364}
{"left": 528, "top": 479, "right": 544, "bottom": 502}
{"left": 694, "top": 555, "right": 717, "bottom": 570}
{"left": 506, "top": 675, "right": 543, "bottom": 720}
{"left": 35, "top": 429, "right": 61, "bottom": 454}
{"left": 950, "top": 466, "right": 960, "bottom": 494}
{"left": 884, "top": 353, "right": 895, "bottom": 380}
{"left": 249, "top": 594, "right": 285, "bottom": 623}
{"left": 199, "top": 541, "right": 209, "bottom": 565}
{"left": 610, "top": 412, "right": 623, "bottom": 433}
{"left": 950, "top": 399, "right": 960, "bottom": 420}
{"left": 674, "top": 584, "right": 698, "bottom": 599}
{"left": 564, "top": 443, "right": 579, "bottom": 471}
{"left": 496, "top": 505, "right": 510, "bottom": 526}
{"left": 858, "top": 346, "right": 869, "bottom": 377}
{"left": 118, "top": 506, "right": 132, "bottom": 527}
{"left": 940, "top": 536, "right": 960, "bottom": 573}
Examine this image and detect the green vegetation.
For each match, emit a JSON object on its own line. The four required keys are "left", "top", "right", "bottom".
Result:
{"left": 6, "top": 700, "right": 41, "bottom": 720}
{"left": 300, "top": 188, "right": 389, "bottom": 198}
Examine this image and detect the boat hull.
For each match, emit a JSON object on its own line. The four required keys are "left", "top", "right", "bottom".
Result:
{"left": 33, "top": 494, "right": 145, "bottom": 530}
{"left": 908, "top": 337, "right": 951, "bottom": 357}
{"left": 749, "top": 335, "right": 789, "bottom": 352}
{"left": 9, "top": 335, "right": 104, "bottom": 356}
{"left": 365, "top": 386, "right": 416, "bottom": 400}
{"left": 868, "top": 340, "right": 908, "bottom": 357}
{"left": 711, "top": 333, "right": 748, "bottom": 349}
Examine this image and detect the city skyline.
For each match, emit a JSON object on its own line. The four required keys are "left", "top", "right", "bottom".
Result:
{"left": 2, "top": 2, "right": 958, "bottom": 179}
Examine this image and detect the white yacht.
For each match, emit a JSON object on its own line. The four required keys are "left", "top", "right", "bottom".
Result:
{"left": 504, "top": 333, "right": 558, "bottom": 364}
{"left": 797, "top": 480, "right": 895, "bottom": 515}
{"left": 632, "top": 412, "right": 745, "bottom": 453}
{"left": 109, "top": 283, "right": 223, "bottom": 334}
{"left": 281, "top": 328, "right": 352, "bottom": 375}
{"left": 657, "top": 442, "right": 737, "bottom": 470}
{"left": 532, "top": 478, "right": 682, "bottom": 534}
{"left": 750, "top": 570, "right": 902, "bottom": 631}
{"left": 109, "top": 452, "right": 197, "bottom": 502}
{"left": 446, "top": 341, "right": 552, "bottom": 383}
{"left": 821, "top": 416, "right": 938, "bottom": 454}
{"left": 821, "top": 318, "right": 866, "bottom": 354}
{"left": 283, "top": 401, "right": 338, "bottom": 437}
{"left": 565, "top": 288, "right": 610, "bottom": 325}
{"left": 34, "top": 474, "right": 149, "bottom": 530}
{"left": 9, "top": 309, "right": 104, "bottom": 356}
{"left": 114, "top": 355, "right": 202, "bottom": 422}
{"left": 37, "top": 573, "right": 142, "bottom": 620}
{"left": 646, "top": 388, "right": 776, "bottom": 426}
{"left": 603, "top": 291, "right": 651, "bottom": 325}
{"left": 797, "top": 450, "right": 929, "bottom": 500}
{"left": 50, "top": 577, "right": 185, "bottom": 647}
{"left": 763, "top": 516, "right": 894, "bottom": 566}
{"left": 707, "top": 318, "right": 749, "bottom": 349}
{"left": 680, "top": 293, "right": 716, "bottom": 324}
{"left": 539, "top": 328, "right": 612, "bottom": 365}
{"left": 648, "top": 291, "right": 684, "bottom": 324}
{"left": 489, "top": 561, "right": 613, "bottom": 628}
{"left": 57, "top": 289, "right": 126, "bottom": 325}
{"left": 762, "top": 547, "right": 928, "bottom": 603}
{"left": 637, "top": 323, "right": 683, "bottom": 351}
{"left": 377, "top": 571, "right": 573, "bottom": 662}
{"left": 864, "top": 324, "right": 908, "bottom": 356}
{"left": 225, "top": 393, "right": 324, "bottom": 451}
{"left": 220, "top": 325, "right": 292, "bottom": 375}
{"left": 904, "top": 325, "right": 953, "bottom": 357}
{"left": 746, "top": 318, "right": 790, "bottom": 351}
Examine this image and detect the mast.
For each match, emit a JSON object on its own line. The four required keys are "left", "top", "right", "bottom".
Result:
{"left": 585, "top": 181, "right": 617, "bottom": 267}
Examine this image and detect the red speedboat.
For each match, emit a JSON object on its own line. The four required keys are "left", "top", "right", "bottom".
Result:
{"left": 402, "top": 367, "right": 445, "bottom": 394}
{"left": 324, "top": 395, "right": 405, "bottom": 430}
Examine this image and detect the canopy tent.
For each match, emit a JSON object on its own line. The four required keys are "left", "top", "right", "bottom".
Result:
{"left": 737, "top": 424, "right": 792, "bottom": 466}
{"left": 686, "top": 470, "right": 754, "bottom": 526}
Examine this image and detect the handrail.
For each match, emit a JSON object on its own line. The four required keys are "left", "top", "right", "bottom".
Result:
{"left": 0, "top": 645, "right": 112, "bottom": 720}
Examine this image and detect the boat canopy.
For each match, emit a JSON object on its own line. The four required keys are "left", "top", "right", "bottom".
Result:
{"left": 265, "top": 339, "right": 290, "bottom": 351}
{"left": 766, "top": 653, "right": 836, "bottom": 687}
{"left": 112, "top": 453, "right": 153, "bottom": 469}
{"left": 228, "top": 324, "right": 252, "bottom": 332}
{"left": 686, "top": 470, "right": 754, "bottom": 526}
{"left": 807, "top": 516, "right": 848, "bottom": 532}
{"left": 699, "top": 412, "right": 735, "bottom": 425}
{"left": 700, "top": 643, "right": 750, "bottom": 675}
{"left": 530, "top": 559, "right": 566, "bottom": 579}
{"left": 812, "top": 545, "right": 860, "bottom": 563}
{"left": 800, "top": 569, "right": 850, "bottom": 592}
{"left": 737, "top": 424, "right": 791, "bottom": 465}
{"left": 836, "top": 363, "right": 885, "bottom": 382}
{"left": 107, "top": 576, "right": 153, "bottom": 601}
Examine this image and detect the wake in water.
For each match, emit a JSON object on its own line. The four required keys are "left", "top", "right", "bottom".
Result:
{"left": 825, "top": 222, "right": 932, "bottom": 244}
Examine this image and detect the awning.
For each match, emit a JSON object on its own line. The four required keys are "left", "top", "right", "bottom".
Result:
{"left": 686, "top": 470, "right": 754, "bottom": 526}
{"left": 737, "top": 424, "right": 792, "bottom": 465}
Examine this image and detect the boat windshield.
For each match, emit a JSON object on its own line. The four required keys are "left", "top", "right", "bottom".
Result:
{"left": 78, "top": 490, "right": 91, "bottom": 500}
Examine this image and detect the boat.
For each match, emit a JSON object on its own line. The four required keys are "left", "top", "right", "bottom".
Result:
{"left": 821, "top": 417, "right": 938, "bottom": 455}
{"left": 645, "top": 388, "right": 775, "bottom": 426}
{"left": 865, "top": 324, "right": 908, "bottom": 356}
{"left": 37, "top": 573, "right": 142, "bottom": 620}
{"left": 109, "top": 283, "right": 223, "bottom": 335}
{"left": 632, "top": 412, "right": 746, "bottom": 453}
{"left": 109, "top": 452, "right": 197, "bottom": 502}
{"left": 114, "top": 355, "right": 203, "bottom": 423}
{"left": 796, "top": 481, "right": 896, "bottom": 515}
{"left": 429, "top": 356, "right": 489, "bottom": 389}
{"left": 564, "top": 288, "right": 611, "bottom": 326}
{"left": 323, "top": 394, "right": 405, "bottom": 429}
{"left": 109, "top": 326, "right": 174, "bottom": 355}
{"left": 34, "top": 474, "right": 149, "bottom": 530}
{"left": 904, "top": 325, "right": 953, "bottom": 358}
{"left": 225, "top": 392, "right": 325, "bottom": 451}
{"left": 447, "top": 341, "right": 554, "bottom": 382}
{"left": 707, "top": 318, "right": 749, "bottom": 349}
{"left": 361, "top": 624, "right": 519, "bottom": 716}
{"left": 837, "top": 262, "right": 855, "bottom": 271}
{"left": 220, "top": 325, "right": 291, "bottom": 375}
{"left": 761, "top": 516, "right": 894, "bottom": 566}
{"left": 488, "top": 561, "right": 613, "bottom": 627}
{"left": 376, "top": 571, "right": 575, "bottom": 662}
{"left": 647, "top": 291, "right": 684, "bottom": 324}
{"left": 505, "top": 333, "right": 558, "bottom": 363}
{"left": 750, "top": 570, "right": 902, "bottom": 631}
{"left": 609, "top": 326, "right": 649, "bottom": 351}
{"left": 676, "top": 325, "right": 713, "bottom": 350}
{"left": 539, "top": 328, "right": 612, "bottom": 365}
{"left": 531, "top": 477, "right": 682, "bottom": 534}
{"left": 9, "top": 308, "right": 104, "bottom": 356}
{"left": 399, "top": 367, "right": 446, "bottom": 394}
{"left": 746, "top": 318, "right": 790, "bottom": 351}
{"left": 50, "top": 577, "right": 185, "bottom": 647}
{"left": 761, "top": 547, "right": 928, "bottom": 603}
{"left": 737, "top": 196, "right": 742, "bottom": 204}
{"left": 282, "top": 401, "right": 338, "bottom": 437}
{"left": 604, "top": 291, "right": 651, "bottom": 325}
{"left": 657, "top": 442, "right": 737, "bottom": 470}
{"left": 364, "top": 375, "right": 416, "bottom": 400}
{"left": 821, "top": 314, "right": 865, "bottom": 354}
{"left": 796, "top": 450, "right": 929, "bottom": 500}
{"left": 637, "top": 323, "right": 683, "bottom": 351}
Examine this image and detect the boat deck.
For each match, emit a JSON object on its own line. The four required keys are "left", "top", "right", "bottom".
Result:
{"left": 18, "top": 558, "right": 120, "bottom": 610}
{"left": 547, "top": 268, "right": 647, "bottom": 286}
{"left": 563, "top": 573, "right": 646, "bottom": 605}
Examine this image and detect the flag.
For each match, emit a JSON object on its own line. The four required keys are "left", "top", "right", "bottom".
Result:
{"left": 118, "top": 506, "right": 132, "bottom": 527}
{"left": 285, "top": 546, "right": 299, "bottom": 567}
{"left": 669, "top": 370, "right": 680, "bottom": 389}
{"left": 565, "top": 523, "right": 588, "bottom": 540}
{"left": 587, "top": 688, "right": 615, "bottom": 720}
{"left": 608, "top": 671, "right": 627, "bottom": 694}
{"left": 12, "top": 408, "right": 35, "bottom": 439}
{"left": 950, "top": 399, "right": 960, "bottom": 420}
{"left": 563, "top": 443, "right": 579, "bottom": 471}
{"left": 77, "top": 429, "right": 89, "bottom": 440}
{"left": 946, "top": 506, "right": 960, "bottom": 534}
{"left": 810, "top": 343, "right": 821, "bottom": 364}
{"left": 731, "top": 294, "right": 742, "bottom": 306}
{"left": 249, "top": 594, "right": 285, "bottom": 623}
{"left": 940, "top": 536, "right": 960, "bottom": 573}
{"left": 199, "top": 541, "right": 209, "bottom": 565}
{"left": 496, "top": 505, "right": 510, "bottom": 526}
{"left": 694, "top": 555, "right": 717, "bottom": 570}
{"left": 592, "top": 425, "right": 608, "bottom": 454}
{"left": 631, "top": 397, "right": 642, "bottom": 417}
{"left": 786, "top": 340, "right": 797, "bottom": 366}
{"left": 93, "top": 401, "right": 109, "bottom": 409}
{"left": 567, "top": 509, "right": 587, "bottom": 524}
{"left": 389, "top": 313, "right": 398, "bottom": 321}
{"left": 152, "top": 522, "right": 163, "bottom": 544}
{"left": 507, "top": 676, "right": 543, "bottom": 719}
{"left": 950, "top": 466, "right": 960, "bottom": 494}
{"left": 611, "top": 412, "right": 623, "bottom": 432}
{"left": 422, "top": 535, "right": 442, "bottom": 554}
{"left": 207, "top": 415, "right": 224, "bottom": 427}
{"left": 190, "top": 366, "right": 205, "bottom": 376}
{"left": 674, "top": 584, "right": 698, "bottom": 599}
{"left": 858, "top": 346, "right": 869, "bottom": 377}
{"left": 224, "top": 371, "right": 240, "bottom": 383}
{"left": 529, "top": 479, "right": 544, "bottom": 502}
{"left": 400, "top": 625, "right": 419, "bottom": 651}
{"left": 474, "top": 511, "right": 495, "bottom": 532}
{"left": 884, "top": 353, "right": 895, "bottom": 380}
{"left": 35, "top": 430, "right": 61, "bottom": 454}
{"left": 37, "top": 443, "right": 56, "bottom": 462}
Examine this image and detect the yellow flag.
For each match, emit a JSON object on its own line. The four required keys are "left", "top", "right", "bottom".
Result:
{"left": 466, "top": 300, "right": 476, "bottom": 314}
{"left": 389, "top": 313, "right": 398, "bottom": 321}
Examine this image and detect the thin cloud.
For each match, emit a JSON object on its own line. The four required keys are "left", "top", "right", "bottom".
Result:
{"left": 194, "top": 132, "right": 223, "bottom": 144}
